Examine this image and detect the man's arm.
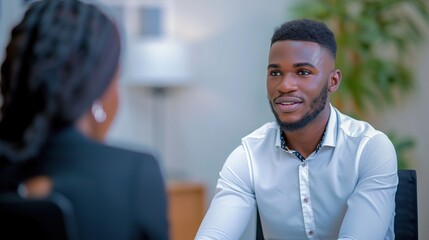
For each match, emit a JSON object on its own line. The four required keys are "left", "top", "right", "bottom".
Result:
{"left": 338, "top": 133, "right": 398, "bottom": 240}
{"left": 195, "top": 145, "right": 256, "bottom": 240}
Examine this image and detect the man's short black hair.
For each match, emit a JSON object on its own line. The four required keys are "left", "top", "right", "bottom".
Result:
{"left": 271, "top": 19, "right": 337, "bottom": 58}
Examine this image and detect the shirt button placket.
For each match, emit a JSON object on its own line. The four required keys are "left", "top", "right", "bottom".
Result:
{"left": 299, "top": 161, "right": 319, "bottom": 239}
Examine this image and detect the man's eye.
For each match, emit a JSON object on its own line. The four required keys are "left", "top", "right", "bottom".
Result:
{"left": 270, "top": 71, "right": 281, "bottom": 76}
{"left": 297, "top": 70, "right": 311, "bottom": 76}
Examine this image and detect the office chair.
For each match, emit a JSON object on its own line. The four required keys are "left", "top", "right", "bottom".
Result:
{"left": 255, "top": 169, "right": 418, "bottom": 240}
{"left": 0, "top": 191, "right": 79, "bottom": 240}
{"left": 394, "top": 169, "right": 418, "bottom": 240}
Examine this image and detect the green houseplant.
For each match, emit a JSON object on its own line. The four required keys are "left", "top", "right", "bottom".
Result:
{"left": 291, "top": 0, "right": 429, "bottom": 168}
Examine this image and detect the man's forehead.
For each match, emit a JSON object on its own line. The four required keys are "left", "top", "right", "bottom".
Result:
{"left": 269, "top": 40, "right": 334, "bottom": 65}
{"left": 269, "top": 41, "right": 321, "bottom": 58}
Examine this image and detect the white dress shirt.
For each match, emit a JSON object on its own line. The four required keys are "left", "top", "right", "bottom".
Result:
{"left": 196, "top": 105, "right": 398, "bottom": 240}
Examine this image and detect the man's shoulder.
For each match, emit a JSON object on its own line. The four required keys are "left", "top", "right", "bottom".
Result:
{"left": 334, "top": 108, "right": 384, "bottom": 139}
{"left": 242, "top": 122, "right": 278, "bottom": 142}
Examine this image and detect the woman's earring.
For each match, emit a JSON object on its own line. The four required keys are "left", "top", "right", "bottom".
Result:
{"left": 91, "top": 101, "right": 106, "bottom": 123}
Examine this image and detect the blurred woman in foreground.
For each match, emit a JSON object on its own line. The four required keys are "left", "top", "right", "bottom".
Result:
{"left": 0, "top": 0, "right": 168, "bottom": 239}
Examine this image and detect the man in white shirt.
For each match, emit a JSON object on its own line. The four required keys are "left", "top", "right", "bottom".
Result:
{"left": 195, "top": 19, "right": 398, "bottom": 240}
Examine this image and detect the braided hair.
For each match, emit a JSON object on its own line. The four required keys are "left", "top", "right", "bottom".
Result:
{"left": 0, "top": 0, "right": 121, "bottom": 164}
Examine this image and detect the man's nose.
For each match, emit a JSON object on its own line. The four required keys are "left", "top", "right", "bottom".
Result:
{"left": 277, "top": 73, "right": 298, "bottom": 93}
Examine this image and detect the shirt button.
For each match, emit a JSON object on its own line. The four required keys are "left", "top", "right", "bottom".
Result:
{"left": 301, "top": 162, "right": 306, "bottom": 167}
{"left": 308, "top": 230, "right": 314, "bottom": 236}
{"left": 303, "top": 197, "right": 309, "bottom": 203}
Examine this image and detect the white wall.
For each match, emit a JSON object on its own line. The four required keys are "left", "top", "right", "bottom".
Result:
{"left": 0, "top": 1, "right": 25, "bottom": 63}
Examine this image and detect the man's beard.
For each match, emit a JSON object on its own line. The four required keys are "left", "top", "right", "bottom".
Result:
{"left": 269, "top": 84, "right": 328, "bottom": 132}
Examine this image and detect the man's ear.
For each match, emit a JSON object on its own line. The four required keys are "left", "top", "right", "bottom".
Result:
{"left": 328, "top": 69, "right": 341, "bottom": 92}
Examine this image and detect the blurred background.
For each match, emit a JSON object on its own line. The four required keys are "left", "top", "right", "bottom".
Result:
{"left": 1, "top": 0, "right": 428, "bottom": 239}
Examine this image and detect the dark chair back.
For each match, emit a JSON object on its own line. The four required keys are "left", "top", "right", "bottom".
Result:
{"left": 395, "top": 169, "right": 418, "bottom": 240}
{"left": 255, "top": 169, "right": 418, "bottom": 240}
{"left": 0, "top": 192, "right": 79, "bottom": 240}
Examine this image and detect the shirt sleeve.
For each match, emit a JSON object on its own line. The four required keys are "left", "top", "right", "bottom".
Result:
{"left": 338, "top": 133, "right": 398, "bottom": 240}
{"left": 195, "top": 145, "right": 256, "bottom": 240}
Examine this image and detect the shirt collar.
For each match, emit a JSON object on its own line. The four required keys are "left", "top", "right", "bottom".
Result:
{"left": 279, "top": 128, "right": 326, "bottom": 153}
{"left": 323, "top": 104, "right": 337, "bottom": 147}
{"left": 275, "top": 104, "right": 338, "bottom": 150}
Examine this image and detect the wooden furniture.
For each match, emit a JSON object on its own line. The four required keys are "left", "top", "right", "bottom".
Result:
{"left": 168, "top": 182, "right": 206, "bottom": 240}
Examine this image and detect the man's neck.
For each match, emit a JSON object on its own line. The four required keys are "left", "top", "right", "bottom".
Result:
{"left": 282, "top": 107, "right": 330, "bottom": 158}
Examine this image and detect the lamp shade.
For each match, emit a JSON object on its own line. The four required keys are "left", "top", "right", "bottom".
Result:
{"left": 126, "top": 38, "right": 190, "bottom": 88}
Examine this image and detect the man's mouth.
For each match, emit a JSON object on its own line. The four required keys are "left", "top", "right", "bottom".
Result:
{"left": 274, "top": 97, "right": 303, "bottom": 112}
